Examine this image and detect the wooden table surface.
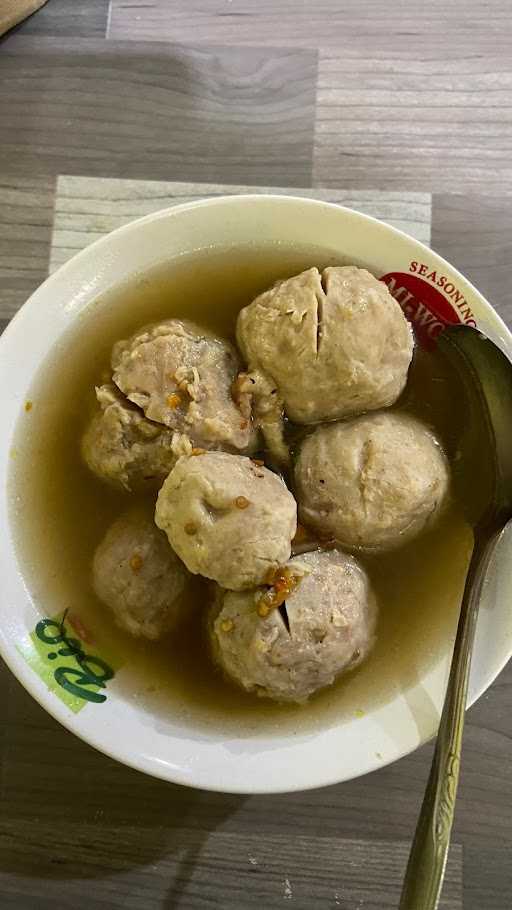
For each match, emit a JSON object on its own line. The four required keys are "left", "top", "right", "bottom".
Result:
{"left": 1, "top": 3, "right": 511, "bottom": 908}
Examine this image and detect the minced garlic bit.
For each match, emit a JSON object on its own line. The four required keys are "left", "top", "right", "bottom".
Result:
{"left": 191, "top": 447, "right": 206, "bottom": 456}
{"left": 24, "top": 401, "right": 33, "bottom": 412}
{"left": 166, "top": 392, "right": 181, "bottom": 409}
{"left": 67, "top": 612, "right": 95, "bottom": 645}
{"left": 184, "top": 521, "right": 198, "bottom": 535}
{"left": 235, "top": 496, "right": 250, "bottom": 510}
{"left": 257, "top": 598, "right": 272, "bottom": 618}
{"left": 264, "top": 567, "right": 277, "bottom": 586}
{"left": 220, "top": 618, "right": 234, "bottom": 633}
{"left": 129, "top": 553, "right": 144, "bottom": 574}
{"left": 292, "top": 523, "right": 308, "bottom": 543}
{"left": 257, "top": 566, "right": 302, "bottom": 617}
{"left": 231, "top": 372, "right": 248, "bottom": 405}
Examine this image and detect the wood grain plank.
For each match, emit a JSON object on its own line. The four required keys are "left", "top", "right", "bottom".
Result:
{"left": 432, "top": 194, "right": 512, "bottom": 327}
{"left": 313, "top": 50, "right": 512, "bottom": 192}
{"left": 49, "top": 176, "right": 430, "bottom": 271}
{"left": 0, "top": 660, "right": 12, "bottom": 803}
{"left": 108, "top": 0, "right": 512, "bottom": 52}
{"left": 0, "top": 176, "right": 55, "bottom": 318}
{"left": 0, "top": 37, "right": 316, "bottom": 187}
{"left": 0, "top": 819, "right": 462, "bottom": 909}
{"left": 464, "top": 845, "right": 512, "bottom": 910}
{"left": 0, "top": 4, "right": 511, "bottom": 904}
{"left": 12, "top": 0, "right": 110, "bottom": 37}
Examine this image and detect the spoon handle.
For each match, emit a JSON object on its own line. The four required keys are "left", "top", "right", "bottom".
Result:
{"left": 399, "top": 531, "right": 498, "bottom": 910}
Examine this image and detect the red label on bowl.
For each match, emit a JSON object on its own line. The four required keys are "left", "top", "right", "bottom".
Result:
{"left": 380, "top": 265, "right": 477, "bottom": 350}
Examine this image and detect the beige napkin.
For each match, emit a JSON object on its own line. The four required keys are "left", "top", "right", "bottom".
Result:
{"left": 0, "top": 0, "right": 48, "bottom": 35}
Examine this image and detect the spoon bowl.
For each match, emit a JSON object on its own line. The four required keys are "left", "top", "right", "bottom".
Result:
{"left": 438, "top": 326, "right": 512, "bottom": 528}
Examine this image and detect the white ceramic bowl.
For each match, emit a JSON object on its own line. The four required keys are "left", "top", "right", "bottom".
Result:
{"left": 1, "top": 195, "right": 512, "bottom": 794}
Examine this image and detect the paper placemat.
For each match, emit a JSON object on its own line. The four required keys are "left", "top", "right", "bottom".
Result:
{"left": 50, "top": 177, "right": 431, "bottom": 273}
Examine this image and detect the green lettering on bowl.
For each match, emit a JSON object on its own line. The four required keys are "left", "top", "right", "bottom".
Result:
{"left": 17, "top": 611, "right": 120, "bottom": 714}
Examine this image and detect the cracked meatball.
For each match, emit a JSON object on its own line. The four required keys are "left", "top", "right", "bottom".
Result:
{"left": 93, "top": 507, "right": 190, "bottom": 640}
{"left": 295, "top": 412, "right": 450, "bottom": 550}
{"left": 112, "top": 318, "right": 257, "bottom": 454}
{"left": 155, "top": 451, "right": 297, "bottom": 590}
{"left": 81, "top": 384, "right": 179, "bottom": 491}
{"left": 236, "top": 266, "right": 413, "bottom": 428}
{"left": 210, "top": 549, "right": 377, "bottom": 703}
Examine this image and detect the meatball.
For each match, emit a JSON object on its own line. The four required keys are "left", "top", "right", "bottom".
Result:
{"left": 295, "top": 412, "right": 449, "bottom": 550}
{"left": 211, "top": 550, "right": 377, "bottom": 703}
{"left": 81, "top": 384, "right": 179, "bottom": 491}
{"left": 112, "top": 318, "right": 257, "bottom": 454}
{"left": 236, "top": 266, "right": 413, "bottom": 425}
{"left": 93, "top": 507, "right": 189, "bottom": 640}
{"left": 155, "top": 451, "right": 297, "bottom": 590}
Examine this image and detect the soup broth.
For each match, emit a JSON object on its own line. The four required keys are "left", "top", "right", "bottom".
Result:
{"left": 10, "top": 243, "right": 474, "bottom": 736}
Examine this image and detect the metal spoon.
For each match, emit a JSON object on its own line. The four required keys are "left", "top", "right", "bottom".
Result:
{"left": 399, "top": 324, "right": 512, "bottom": 910}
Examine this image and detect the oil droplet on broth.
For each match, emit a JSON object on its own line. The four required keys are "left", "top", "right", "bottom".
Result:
{"left": 9, "top": 242, "right": 474, "bottom": 736}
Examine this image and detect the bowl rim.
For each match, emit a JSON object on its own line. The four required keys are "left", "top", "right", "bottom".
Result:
{"left": 1, "top": 192, "right": 511, "bottom": 794}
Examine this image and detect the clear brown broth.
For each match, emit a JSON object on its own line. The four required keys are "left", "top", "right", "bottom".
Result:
{"left": 9, "top": 243, "right": 474, "bottom": 736}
